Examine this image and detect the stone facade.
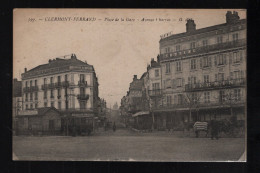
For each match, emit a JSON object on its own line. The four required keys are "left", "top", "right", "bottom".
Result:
{"left": 121, "top": 11, "right": 246, "bottom": 130}
{"left": 21, "top": 54, "right": 99, "bottom": 114}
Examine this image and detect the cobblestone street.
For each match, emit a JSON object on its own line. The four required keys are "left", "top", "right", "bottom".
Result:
{"left": 13, "top": 128, "right": 245, "bottom": 161}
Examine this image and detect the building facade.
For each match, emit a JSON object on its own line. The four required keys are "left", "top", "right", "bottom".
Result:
{"left": 18, "top": 54, "right": 100, "bottom": 135}
{"left": 122, "top": 11, "right": 246, "bottom": 131}
{"left": 13, "top": 78, "right": 22, "bottom": 117}
{"left": 157, "top": 11, "right": 246, "bottom": 128}
{"left": 21, "top": 54, "right": 99, "bottom": 112}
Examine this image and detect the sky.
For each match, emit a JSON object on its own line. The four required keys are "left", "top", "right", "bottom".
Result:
{"left": 13, "top": 9, "right": 246, "bottom": 107}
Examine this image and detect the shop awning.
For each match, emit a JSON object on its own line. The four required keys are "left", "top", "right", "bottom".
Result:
{"left": 132, "top": 111, "right": 150, "bottom": 117}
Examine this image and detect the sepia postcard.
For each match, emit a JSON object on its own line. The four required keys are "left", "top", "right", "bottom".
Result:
{"left": 13, "top": 9, "right": 246, "bottom": 161}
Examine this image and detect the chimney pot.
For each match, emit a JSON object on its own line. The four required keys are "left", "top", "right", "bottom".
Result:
{"left": 226, "top": 11, "right": 240, "bottom": 24}
{"left": 24, "top": 68, "right": 27, "bottom": 72}
{"left": 186, "top": 19, "right": 196, "bottom": 33}
{"left": 133, "top": 75, "right": 137, "bottom": 80}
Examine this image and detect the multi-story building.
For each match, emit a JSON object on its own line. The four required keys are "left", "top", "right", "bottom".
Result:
{"left": 152, "top": 11, "right": 246, "bottom": 129}
{"left": 13, "top": 78, "right": 22, "bottom": 116}
{"left": 13, "top": 78, "right": 22, "bottom": 132}
{"left": 19, "top": 54, "right": 100, "bottom": 135}
{"left": 21, "top": 54, "right": 99, "bottom": 112}
{"left": 123, "top": 11, "right": 246, "bottom": 131}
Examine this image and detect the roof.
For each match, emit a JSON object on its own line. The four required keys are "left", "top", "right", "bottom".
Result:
{"left": 37, "top": 107, "right": 60, "bottom": 116}
{"left": 17, "top": 107, "right": 60, "bottom": 117}
{"left": 160, "top": 19, "right": 246, "bottom": 42}
{"left": 130, "top": 79, "right": 143, "bottom": 90}
{"left": 27, "top": 56, "right": 92, "bottom": 73}
{"left": 140, "top": 72, "right": 147, "bottom": 79}
{"left": 132, "top": 111, "right": 150, "bottom": 117}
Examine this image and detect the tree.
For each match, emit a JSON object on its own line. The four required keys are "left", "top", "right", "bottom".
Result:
{"left": 184, "top": 92, "right": 203, "bottom": 122}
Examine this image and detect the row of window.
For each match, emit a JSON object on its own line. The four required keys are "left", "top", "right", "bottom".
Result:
{"left": 25, "top": 100, "right": 87, "bottom": 110}
{"left": 160, "top": 70, "right": 244, "bottom": 89}
{"left": 24, "top": 87, "right": 87, "bottom": 101}
{"left": 164, "top": 89, "right": 242, "bottom": 105}
{"left": 164, "top": 33, "right": 239, "bottom": 53}
{"left": 164, "top": 51, "right": 244, "bottom": 74}
{"left": 25, "top": 74, "right": 87, "bottom": 87}
{"left": 25, "top": 92, "right": 38, "bottom": 101}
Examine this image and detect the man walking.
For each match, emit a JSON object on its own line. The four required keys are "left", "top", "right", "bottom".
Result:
{"left": 113, "top": 122, "right": 116, "bottom": 132}
{"left": 210, "top": 119, "right": 219, "bottom": 140}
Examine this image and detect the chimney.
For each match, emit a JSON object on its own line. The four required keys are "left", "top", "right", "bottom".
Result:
{"left": 226, "top": 11, "right": 240, "bottom": 24}
{"left": 157, "top": 54, "right": 160, "bottom": 63}
{"left": 24, "top": 68, "right": 27, "bottom": 72}
{"left": 71, "top": 53, "right": 77, "bottom": 59}
{"left": 133, "top": 75, "right": 137, "bottom": 81}
{"left": 186, "top": 19, "right": 196, "bottom": 33}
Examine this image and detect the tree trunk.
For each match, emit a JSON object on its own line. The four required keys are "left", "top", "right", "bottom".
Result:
{"left": 152, "top": 111, "right": 154, "bottom": 130}
{"left": 189, "top": 109, "right": 192, "bottom": 122}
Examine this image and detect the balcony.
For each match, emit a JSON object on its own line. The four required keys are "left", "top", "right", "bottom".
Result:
{"left": 62, "top": 81, "right": 70, "bottom": 88}
{"left": 152, "top": 99, "right": 245, "bottom": 111}
{"left": 148, "top": 89, "right": 162, "bottom": 97}
{"left": 48, "top": 83, "right": 55, "bottom": 89}
{"left": 78, "top": 80, "right": 88, "bottom": 87}
{"left": 23, "top": 87, "right": 30, "bottom": 93}
{"left": 30, "top": 86, "right": 39, "bottom": 92}
{"left": 23, "top": 86, "right": 39, "bottom": 93}
{"left": 160, "top": 39, "right": 246, "bottom": 61}
{"left": 41, "top": 84, "right": 48, "bottom": 90}
{"left": 77, "top": 94, "right": 89, "bottom": 100}
{"left": 185, "top": 78, "right": 246, "bottom": 92}
{"left": 55, "top": 82, "right": 62, "bottom": 88}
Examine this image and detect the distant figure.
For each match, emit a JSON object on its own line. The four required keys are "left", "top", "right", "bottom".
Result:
{"left": 113, "top": 122, "right": 116, "bottom": 132}
{"left": 210, "top": 119, "right": 219, "bottom": 140}
{"left": 72, "top": 126, "right": 76, "bottom": 137}
{"left": 193, "top": 121, "right": 208, "bottom": 138}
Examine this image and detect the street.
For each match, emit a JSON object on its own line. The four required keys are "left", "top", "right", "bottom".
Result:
{"left": 13, "top": 128, "right": 245, "bottom": 161}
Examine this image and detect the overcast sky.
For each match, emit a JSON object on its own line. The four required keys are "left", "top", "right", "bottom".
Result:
{"left": 13, "top": 9, "right": 246, "bottom": 107}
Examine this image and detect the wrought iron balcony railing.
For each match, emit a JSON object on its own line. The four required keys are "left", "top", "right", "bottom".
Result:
{"left": 23, "top": 87, "right": 30, "bottom": 93}
{"left": 185, "top": 78, "right": 246, "bottom": 92}
{"left": 48, "top": 83, "right": 55, "bottom": 89}
{"left": 77, "top": 94, "right": 89, "bottom": 100}
{"left": 41, "top": 84, "right": 48, "bottom": 90}
{"left": 55, "top": 82, "right": 62, "bottom": 88}
{"left": 62, "top": 81, "right": 70, "bottom": 88}
{"left": 152, "top": 99, "right": 245, "bottom": 111}
{"left": 78, "top": 80, "right": 88, "bottom": 87}
{"left": 148, "top": 89, "right": 162, "bottom": 97}
{"left": 23, "top": 86, "right": 39, "bottom": 93}
{"left": 160, "top": 39, "right": 246, "bottom": 61}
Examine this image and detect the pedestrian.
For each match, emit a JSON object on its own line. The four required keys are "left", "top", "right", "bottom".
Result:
{"left": 113, "top": 122, "right": 116, "bottom": 132}
{"left": 210, "top": 119, "right": 219, "bottom": 140}
{"left": 72, "top": 125, "right": 76, "bottom": 137}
